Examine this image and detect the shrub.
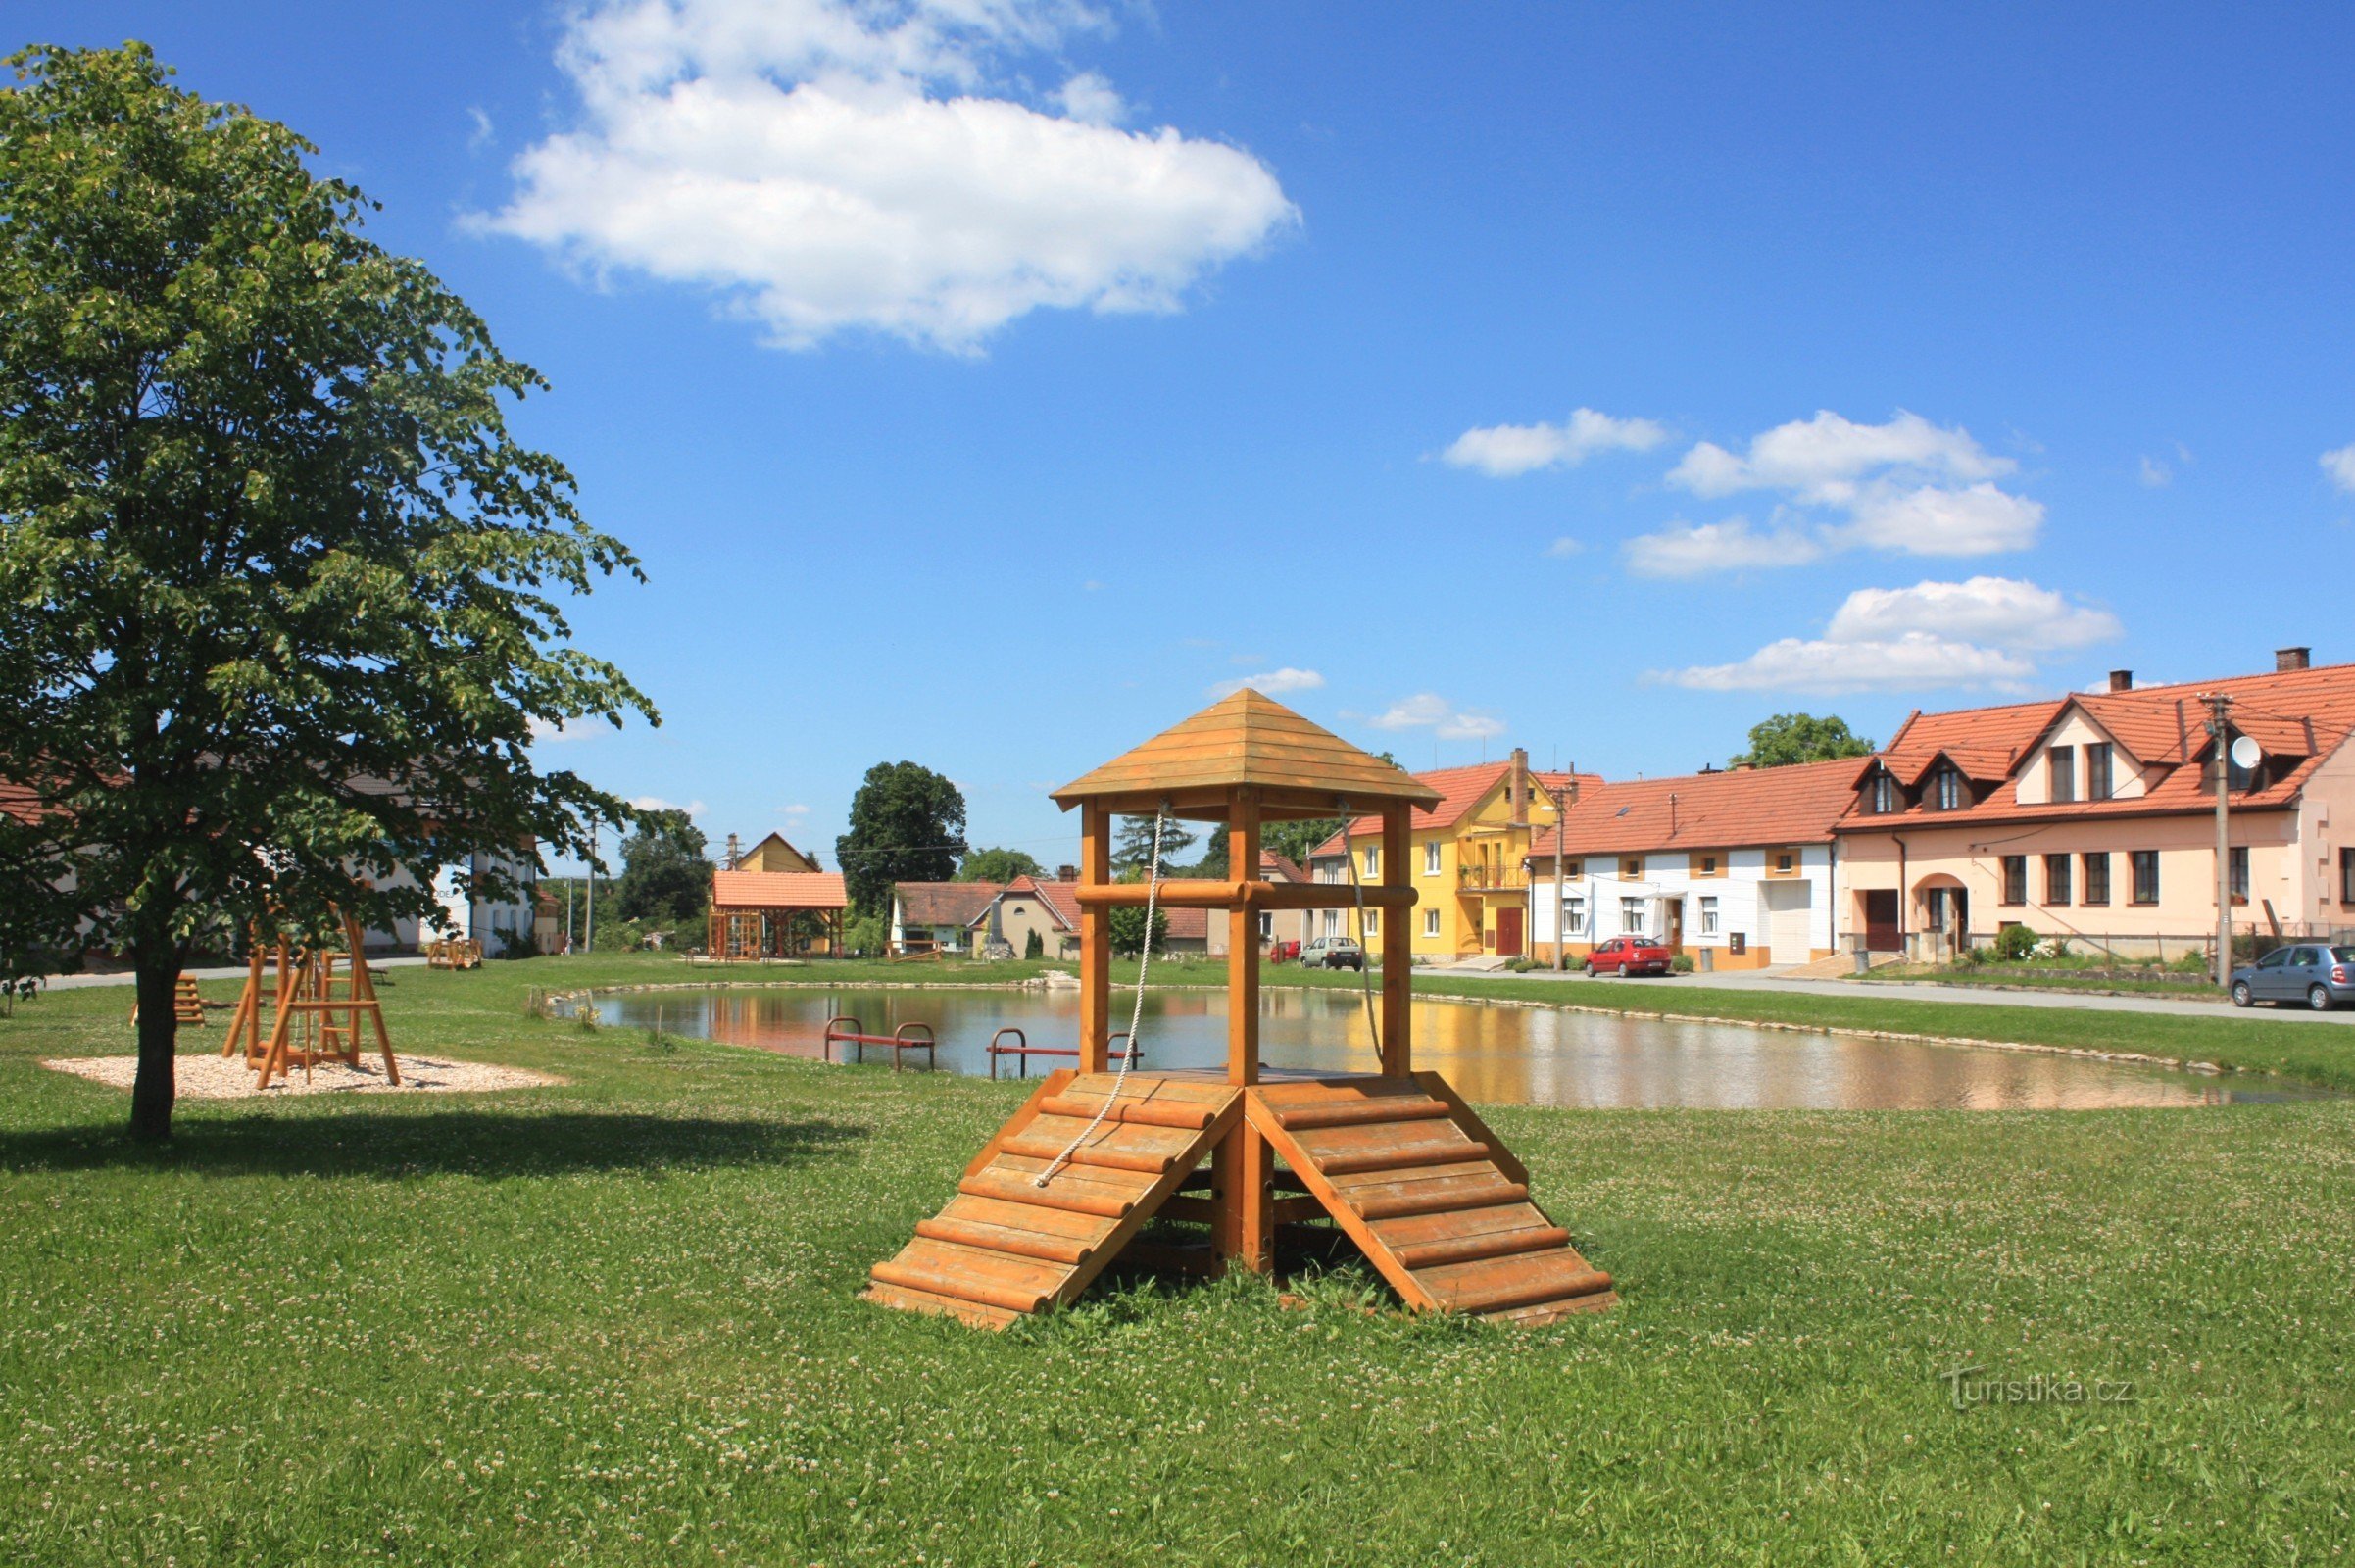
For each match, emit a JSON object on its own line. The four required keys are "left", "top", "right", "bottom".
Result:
{"left": 1024, "top": 928, "right": 1044, "bottom": 959}
{"left": 1992, "top": 923, "right": 2041, "bottom": 962}
{"left": 1670, "top": 954, "right": 1696, "bottom": 974}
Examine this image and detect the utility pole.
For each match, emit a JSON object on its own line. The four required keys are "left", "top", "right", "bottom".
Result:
{"left": 2202, "top": 692, "right": 2233, "bottom": 992}
{"left": 565, "top": 878, "right": 575, "bottom": 956}
{"left": 1541, "top": 778, "right": 1572, "bottom": 972}
{"left": 585, "top": 821, "right": 598, "bottom": 957}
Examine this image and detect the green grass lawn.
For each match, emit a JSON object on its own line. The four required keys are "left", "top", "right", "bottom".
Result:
{"left": 5, "top": 956, "right": 2353, "bottom": 1564}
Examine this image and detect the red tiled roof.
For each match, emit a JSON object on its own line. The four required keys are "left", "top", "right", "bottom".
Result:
{"left": 1006, "top": 875, "right": 1208, "bottom": 940}
{"left": 710, "top": 869, "right": 847, "bottom": 909}
{"left": 1259, "top": 850, "right": 1307, "bottom": 883}
{"left": 1881, "top": 698, "right": 2065, "bottom": 783}
{"left": 0, "top": 779, "right": 53, "bottom": 824}
{"left": 893, "top": 881, "right": 1001, "bottom": 927}
{"left": 1307, "top": 763, "right": 1596, "bottom": 858}
{"left": 1528, "top": 757, "right": 1868, "bottom": 859}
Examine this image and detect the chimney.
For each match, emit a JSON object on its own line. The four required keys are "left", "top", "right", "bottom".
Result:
{"left": 725, "top": 832, "right": 742, "bottom": 870}
{"left": 2107, "top": 669, "right": 2133, "bottom": 693}
{"left": 1729, "top": 760, "right": 1755, "bottom": 772}
{"left": 1508, "top": 747, "right": 1529, "bottom": 825}
{"left": 1055, "top": 863, "right": 1078, "bottom": 882}
{"left": 2278, "top": 646, "right": 2311, "bottom": 672}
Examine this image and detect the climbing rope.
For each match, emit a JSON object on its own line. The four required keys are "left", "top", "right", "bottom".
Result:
{"left": 1339, "top": 799, "right": 1382, "bottom": 1058}
{"left": 1035, "top": 804, "right": 1169, "bottom": 1186}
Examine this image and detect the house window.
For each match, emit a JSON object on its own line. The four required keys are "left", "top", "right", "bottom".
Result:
{"left": 1621, "top": 897, "right": 1646, "bottom": 934}
{"left": 2229, "top": 846, "right": 2248, "bottom": 904}
{"left": 2001, "top": 856, "right": 2029, "bottom": 906}
{"left": 1932, "top": 767, "right": 1966, "bottom": 811}
{"left": 1423, "top": 908, "right": 1440, "bottom": 939}
{"left": 2048, "top": 746, "right": 2076, "bottom": 804}
{"left": 2086, "top": 743, "right": 2115, "bottom": 801}
{"left": 1772, "top": 850, "right": 1797, "bottom": 875}
{"left": 1692, "top": 853, "right": 1720, "bottom": 877}
{"left": 1926, "top": 886, "right": 1953, "bottom": 931}
{"left": 1423, "top": 841, "right": 1441, "bottom": 875}
{"left": 2044, "top": 853, "right": 2072, "bottom": 906}
{"left": 1699, "top": 896, "right": 1720, "bottom": 936}
{"left": 1321, "top": 908, "right": 1341, "bottom": 936}
{"left": 1362, "top": 847, "right": 1379, "bottom": 878}
{"left": 2341, "top": 848, "right": 2355, "bottom": 905}
{"left": 1363, "top": 909, "right": 1380, "bottom": 937}
{"left": 1621, "top": 857, "right": 1643, "bottom": 880}
{"left": 2131, "top": 850, "right": 2160, "bottom": 906}
{"left": 1865, "top": 771, "right": 1899, "bottom": 813}
{"left": 1258, "top": 912, "right": 1273, "bottom": 937}
{"left": 1563, "top": 897, "right": 1586, "bottom": 935}
{"left": 2083, "top": 852, "right": 2110, "bottom": 906}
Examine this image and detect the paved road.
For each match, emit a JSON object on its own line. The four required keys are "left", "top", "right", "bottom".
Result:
{"left": 1432, "top": 963, "right": 2355, "bottom": 1025}
{"left": 36, "top": 956, "right": 431, "bottom": 992}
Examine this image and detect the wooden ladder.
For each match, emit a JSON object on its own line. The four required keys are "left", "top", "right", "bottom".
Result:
{"left": 864, "top": 1072, "right": 1244, "bottom": 1329}
{"left": 1246, "top": 1075, "right": 1617, "bottom": 1326}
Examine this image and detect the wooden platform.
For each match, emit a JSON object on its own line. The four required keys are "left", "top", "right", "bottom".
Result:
{"left": 864, "top": 1070, "right": 1614, "bottom": 1329}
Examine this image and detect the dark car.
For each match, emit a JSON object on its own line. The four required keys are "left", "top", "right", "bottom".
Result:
{"left": 2230, "top": 944, "right": 2355, "bottom": 1010}
{"left": 1583, "top": 936, "right": 1673, "bottom": 977}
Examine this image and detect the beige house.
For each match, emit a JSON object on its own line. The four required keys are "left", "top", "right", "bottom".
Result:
{"left": 1837, "top": 649, "right": 2355, "bottom": 959}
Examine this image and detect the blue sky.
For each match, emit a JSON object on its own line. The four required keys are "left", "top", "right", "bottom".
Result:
{"left": 24, "top": 3, "right": 2355, "bottom": 873}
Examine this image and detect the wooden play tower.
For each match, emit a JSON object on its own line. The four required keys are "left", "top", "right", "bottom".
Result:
{"left": 865, "top": 690, "right": 1617, "bottom": 1328}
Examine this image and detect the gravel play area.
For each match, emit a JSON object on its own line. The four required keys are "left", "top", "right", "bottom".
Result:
{"left": 40, "top": 1053, "right": 563, "bottom": 1099}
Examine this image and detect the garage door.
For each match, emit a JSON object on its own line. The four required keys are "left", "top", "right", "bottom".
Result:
{"left": 1765, "top": 883, "right": 1813, "bottom": 965}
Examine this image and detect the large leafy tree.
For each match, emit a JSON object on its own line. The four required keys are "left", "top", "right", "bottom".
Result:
{"left": 836, "top": 761, "right": 965, "bottom": 914}
{"left": 0, "top": 45, "right": 652, "bottom": 1140}
{"left": 613, "top": 808, "right": 709, "bottom": 927}
{"left": 957, "top": 846, "right": 1041, "bottom": 884}
{"left": 1112, "top": 813, "right": 1198, "bottom": 875}
{"left": 1733, "top": 713, "right": 1876, "bottom": 769}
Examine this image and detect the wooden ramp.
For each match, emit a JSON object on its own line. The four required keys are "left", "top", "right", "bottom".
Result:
{"left": 1247, "top": 1075, "right": 1617, "bottom": 1326}
{"left": 863, "top": 1071, "right": 1243, "bottom": 1329}
{"left": 867, "top": 1070, "right": 1613, "bottom": 1329}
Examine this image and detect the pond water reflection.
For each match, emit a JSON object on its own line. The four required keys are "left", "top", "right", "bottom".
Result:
{"left": 571, "top": 986, "right": 2318, "bottom": 1110}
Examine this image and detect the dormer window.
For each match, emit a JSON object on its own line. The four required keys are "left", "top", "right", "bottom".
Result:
{"left": 1864, "top": 771, "right": 1900, "bottom": 814}
{"left": 2049, "top": 746, "right": 2077, "bottom": 804}
{"left": 1930, "top": 766, "right": 1966, "bottom": 811}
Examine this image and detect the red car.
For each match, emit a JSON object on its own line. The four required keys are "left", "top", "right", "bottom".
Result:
{"left": 1584, "top": 936, "right": 1672, "bottom": 977}
{"left": 1265, "top": 938, "right": 1300, "bottom": 963}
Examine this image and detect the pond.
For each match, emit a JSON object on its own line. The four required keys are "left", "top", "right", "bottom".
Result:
{"left": 567, "top": 985, "right": 2319, "bottom": 1110}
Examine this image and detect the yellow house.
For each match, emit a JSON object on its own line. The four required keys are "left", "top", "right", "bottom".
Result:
{"left": 1307, "top": 750, "right": 1590, "bottom": 961}
{"left": 727, "top": 831, "right": 820, "bottom": 873}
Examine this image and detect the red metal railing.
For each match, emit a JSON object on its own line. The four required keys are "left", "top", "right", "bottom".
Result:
{"left": 821, "top": 1016, "right": 938, "bottom": 1073}
{"left": 984, "top": 1027, "right": 1140, "bottom": 1080}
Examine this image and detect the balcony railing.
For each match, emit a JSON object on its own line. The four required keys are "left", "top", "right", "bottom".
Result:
{"left": 1457, "top": 864, "right": 1528, "bottom": 891}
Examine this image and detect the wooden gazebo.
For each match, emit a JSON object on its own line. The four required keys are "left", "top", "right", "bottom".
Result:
{"left": 864, "top": 690, "right": 1616, "bottom": 1327}
{"left": 706, "top": 869, "right": 848, "bottom": 959}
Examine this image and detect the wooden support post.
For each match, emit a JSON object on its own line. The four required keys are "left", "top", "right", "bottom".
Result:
{"left": 1221, "top": 790, "right": 1274, "bottom": 1272}
{"left": 1079, "top": 804, "right": 1110, "bottom": 1073}
{"left": 1382, "top": 803, "right": 1413, "bottom": 1078}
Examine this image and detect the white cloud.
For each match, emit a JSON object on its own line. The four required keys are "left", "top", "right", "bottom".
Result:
{"left": 1442, "top": 408, "right": 1668, "bottom": 477}
{"left": 1655, "top": 410, "right": 2039, "bottom": 564}
{"left": 1545, "top": 536, "right": 1584, "bottom": 558}
{"left": 2324, "top": 443, "right": 2355, "bottom": 494}
{"left": 528, "top": 715, "right": 602, "bottom": 743}
{"left": 1622, "top": 517, "right": 1822, "bottom": 577}
{"left": 1211, "top": 666, "right": 1324, "bottom": 699}
{"left": 1839, "top": 482, "right": 2043, "bottom": 557}
{"left": 1824, "top": 576, "right": 2122, "bottom": 652}
{"left": 2138, "top": 454, "right": 2172, "bottom": 488}
{"left": 780, "top": 803, "right": 810, "bottom": 817}
{"left": 481, "top": 0, "right": 1298, "bottom": 353}
{"left": 1662, "top": 633, "right": 2036, "bottom": 694}
{"left": 630, "top": 795, "right": 709, "bottom": 816}
{"left": 1667, "top": 410, "right": 2010, "bottom": 500}
{"left": 466, "top": 106, "right": 495, "bottom": 151}
{"left": 1369, "top": 693, "right": 1505, "bottom": 741}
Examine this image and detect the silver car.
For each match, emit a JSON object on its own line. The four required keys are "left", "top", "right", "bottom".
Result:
{"left": 1299, "top": 936, "right": 1365, "bottom": 971}
{"left": 2229, "top": 944, "right": 2355, "bottom": 1009}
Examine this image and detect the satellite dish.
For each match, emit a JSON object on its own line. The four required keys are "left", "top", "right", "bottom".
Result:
{"left": 2230, "top": 735, "right": 2263, "bottom": 771}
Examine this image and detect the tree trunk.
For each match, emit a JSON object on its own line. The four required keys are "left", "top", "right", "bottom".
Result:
{"left": 129, "top": 945, "right": 179, "bottom": 1143}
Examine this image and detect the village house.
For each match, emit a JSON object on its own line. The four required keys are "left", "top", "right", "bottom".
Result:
{"left": 1308, "top": 751, "right": 1590, "bottom": 961}
{"left": 723, "top": 831, "right": 821, "bottom": 873}
{"left": 1837, "top": 648, "right": 2355, "bottom": 959}
{"left": 1522, "top": 758, "right": 1862, "bottom": 968}
{"left": 888, "top": 881, "right": 1001, "bottom": 956}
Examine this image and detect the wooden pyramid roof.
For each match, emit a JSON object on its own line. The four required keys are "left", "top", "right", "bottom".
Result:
{"left": 1052, "top": 690, "right": 1443, "bottom": 810}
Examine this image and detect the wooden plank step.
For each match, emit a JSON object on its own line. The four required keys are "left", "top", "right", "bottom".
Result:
{"left": 1062, "top": 1074, "right": 1236, "bottom": 1105}
{"left": 860, "top": 1280, "right": 1022, "bottom": 1331}
{"left": 870, "top": 1238, "right": 1068, "bottom": 1314}
{"left": 959, "top": 1163, "right": 1143, "bottom": 1220}
{"left": 1390, "top": 1224, "right": 1571, "bottom": 1272}
{"left": 931, "top": 1193, "right": 1109, "bottom": 1243}
{"left": 1271, "top": 1096, "right": 1452, "bottom": 1131}
{"left": 1414, "top": 1250, "right": 1615, "bottom": 1316}
{"left": 913, "top": 1215, "right": 1098, "bottom": 1266}
{"left": 1291, "top": 1119, "right": 1494, "bottom": 1176}
{"left": 999, "top": 1114, "right": 1201, "bottom": 1172}
{"left": 1249, "top": 1077, "right": 1422, "bottom": 1108}
{"left": 1366, "top": 1200, "right": 1555, "bottom": 1250}
{"left": 1349, "top": 1174, "right": 1531, "bottom": 1221}
{"left": 1038, "top": 1094, "right": 1216, "bottom": 1130}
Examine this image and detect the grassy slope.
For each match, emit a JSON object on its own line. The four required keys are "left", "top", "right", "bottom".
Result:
{"left": 4, "top": 958, "right": 2352, "bottom": 1564}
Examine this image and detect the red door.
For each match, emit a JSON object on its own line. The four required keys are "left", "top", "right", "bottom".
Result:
{"left": 1496, "top": 907, "right": 1524, "bottom": 957}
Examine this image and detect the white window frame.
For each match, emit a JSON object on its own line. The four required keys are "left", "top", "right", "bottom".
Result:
{"left": 1699, "top": 896, "right": 1719, "bottom": 936}
{"left": 1422, "top": 908, "right": 1441, "bottom": 938}
{"left": 1423, "top": 841, "right": 1442, "bottom": 876}
{"left": 1563, "top": 896, "right": 1586, "bottom": 935}
{"left": 1322, "top": 908, "right": 1341, "bottom": 936}
{"left": 1362, "top": 909, "right": 1380, "bottom": 938}
{"left": 1362, "top": 847, "right": 1379, "bottom": 878}
{"left": 1621, "top": 897, "right": 1646, "bottom": 935}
